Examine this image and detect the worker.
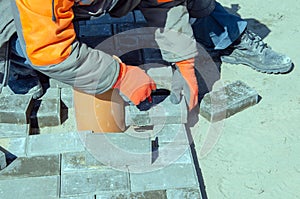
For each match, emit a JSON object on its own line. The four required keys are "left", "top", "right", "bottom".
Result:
{"left": 0, "top": 0, "right": 199, "bottom": 114}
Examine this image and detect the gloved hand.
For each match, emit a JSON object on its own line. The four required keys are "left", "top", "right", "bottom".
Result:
{"left": 113, "top": 62, "right": 156, "bottom": 105}
{"left": 170, "top": 58, "right": 198, "bottom": 111}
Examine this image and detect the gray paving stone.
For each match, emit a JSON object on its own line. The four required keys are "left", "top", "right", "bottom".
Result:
{"left": 130, "top": 163, "right": 199, "bottom": 192}
{"left": 0, "top": 137, "right": 26, "bottom": 157}
{"left": 61, "top": 195, "right": 95, "bottom": 199}
{"left": 61, "top": 87, "right": 74, "bottom": 108}
{"left": 0, "top": 123, "right": 29, "bottom": 138}
{"left": 27, "top": 131, "right": 88, "bottom": 156}
{"left": 125, "top": 96, "right": 187, "bottom": 126}
{"left": 0, "top": 150, "right": 6, "bottom": 170}
{"left": 0, "top": 94, "right": 33, "bottom": 124}
{"left": 166, "top": 188, "right": 202, "bottom": 199}
{"left": 0, "top": 176, "right": 59, "bottom": 199}
{"left": 81, "top": 132, "right": 152, "bottom": 168}
{"left": 96, "top": 190, "right": 167, "bottom": 199}
{"left": 0, "top": 155, "right": 60, "bottom": 179}
{"left": 146, "top": 66, "right": 172, "bottom": 90}
{"left": 61, "top": 169, "right": 129, "bottom": 197}
{"left": 62, "top": 151, "right": 106, "bottom": 172}
{"left": 30, "top": 90, "right": 61, "bottom": 127}
{"left": 153, "top": 124, "right": 189, "bottom": 145}
{"left": 200, "top": 80, "right": 259, "bottom": 122}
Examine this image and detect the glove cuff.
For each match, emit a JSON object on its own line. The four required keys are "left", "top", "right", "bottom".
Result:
{"left": 112, "top": 63, "right": 127, "bottom": 89}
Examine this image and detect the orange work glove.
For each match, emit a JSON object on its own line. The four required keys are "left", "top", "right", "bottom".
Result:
{"left": 170, "top": 58, "right": 198, "bottom": 111}
{"left": 113, "top": 62, "right": 157, "bottom": 105}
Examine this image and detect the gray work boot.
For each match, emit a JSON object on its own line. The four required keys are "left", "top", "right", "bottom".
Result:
{"left": 220, "top": 30, "right": 293, "bottom": 74}
{"left": 8, "top": 63, "right": 43, "bottom": 99}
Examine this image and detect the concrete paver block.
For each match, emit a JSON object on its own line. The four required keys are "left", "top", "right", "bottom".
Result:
{"left": 61, "top": 169, "right": 129, "bottom": 197}
{"left": 30, "top": 88, "right": 61, "bottom": 127}
{"left": 61, "top": 195, "right": 95, "bottom": 199}
{"left": 61, "top": 87, "right": 74, "bottom": 108}
{"left": 80, "top": 132, "right": 152, "bottom": 168}
{"left": 0, "top": 151, "right": 6, "bottom": 170}
{"left": 0, "top": 137, "right": 26, "bottom": 157}
{"left": 0, "top": 155, "right": 60, "bottom": 179}
{"left": 147, "top": 66, "right": 172, "bottom": 90}
{"left": 27, "top": 132, "right": 87, "bottom": 156}
{"left": 126, "top": 96, "right": 187, "bottom": 126}
{"left": 152, "top": 124, "right": 189, "bottom": 145}
{"left": 0, "top": 176, "right": 59, "bottom": 199}
{"left": 0, "top": 94, "right": 33, "bottom": 124}
{"left": 62, "top": 151, "right": 106, "bottom": 172}
{"left": 130, "top": 163, "right": 199, "bottom": 192}
{"left": 166, "top": 188, "right": 202, "bottom": 199}
{"left": 0, "top": 123, "right": 29, "bottom": 138}
{"left": 200, "top": 81, "right": 259, "bottom": 122}
{"left": 96, "top": 190, "right": 167, "bottom": 199}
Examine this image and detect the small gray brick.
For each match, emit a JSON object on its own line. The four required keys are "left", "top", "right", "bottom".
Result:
{"left": 62, "top": 151, "right": 105, "bottom": 172}
{"left": 27, "top": 131, "right": 88, "bottom": 156}
{"left": 166, "top": 188, "right": 202, "bottom": 199}
{"left": 0, "top": 123, "right": 29, "bottom": 138}
{"left": 146, "top": 66, "right": 172, "bottom": 90}
{"left": 153, "top": 124, "right": 189, "bottom": 145}
{"left": 0, "top": 150, "right": 6, "bottom": 170}
{"left": 0, "top": 94, "right": 33, "bottom": 124}
{"left": 200, "top": 81, "right": 259, "bottom": 122}
{"left": 81, "top": 132, "right": 152, "bottom": 168}
{"left": 96, "top": 190, "right": 167, "bottom": 199}
{"left": 0, "top": 155, "right": 60, "bottom": 179}
{"left": 61, "top": 195, "right": 95, "bottom": 199}
{"left": 30, "top": 89, "right": 61, "bottom": 127}
{"left": 61, "top": 169, "right": 129, "bottom": 197}
{"left": 130, "top": 163, "right": 199, "bottom": 192}
{"left": 0, "top": 137, "right": 26, "bottom": 157}
{"left": 61, "top": 87, "right": 74, "bottom": 108}
{"left": 0, "top": 176, "right": 59, "bottom": 199}
{"left": 126, "top": 96, "right": 187, "bottom": 126}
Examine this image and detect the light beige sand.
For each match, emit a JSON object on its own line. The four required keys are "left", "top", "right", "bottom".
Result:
{"left": 192, "top": 0, "right": 300, "bottom": 198}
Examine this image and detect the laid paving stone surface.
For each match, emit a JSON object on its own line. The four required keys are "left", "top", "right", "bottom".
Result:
{"left": 0, "top": 155, "right": 60, "bottom": 179}
{"left": 27, "top": 131, "right": 88, "bottom": 156}
{"left": 166, "top": 188, "right": 202, "bottom": 199}
{"left": 0, "top": 123, "right": 29, "bottom": 138}
{"left": 200, "top": 80, "right": 259, "bottom": 122}
{"left": 96, "top": 190, "right": 167, "bottom": 199}
{"left": 0, "top": 137, "right": 27, "bottom": 157}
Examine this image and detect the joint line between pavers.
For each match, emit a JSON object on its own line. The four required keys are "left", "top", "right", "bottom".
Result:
{"left": 58, "top": 153, "right": 62, "bottom": 198}
{"left": 127, "top": 166, "right": 132, "bottom": 192}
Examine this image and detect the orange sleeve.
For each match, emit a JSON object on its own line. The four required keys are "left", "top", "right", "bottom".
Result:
{"left": 16, "top": 0, "right": 76, "bottom": 66}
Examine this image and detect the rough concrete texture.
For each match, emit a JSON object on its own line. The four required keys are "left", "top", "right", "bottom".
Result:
{"left": 0, "top": 94, "right": 33, "bottom": 124}
{"left": 61, "top": 87, "right": 74, "bottom": 108}
{"left": 49, "top": 78, "right": 72, "bottom": 89}
{"left": 199, "top": 80, "right": 258, "bottom": 122}
{"left": 0, "top": 155, "right": 60, "bottom": 179}
{"left": 0, "top": 137, "right": 27, "bottom": 157}
{"left": 166, "top": 188, "right": 202, "bottom": 199}
{"left": 125, "top": 96, "right": 187, "bottom": 126}
{"left": 30, "top": 88, "right": 61, "bottom": 127}
{"left": 0, "top": 150, "right": 6, "bottom": 170}
{"left": 146, "top": 66, "right": 172, "bottom": 90}
{"left": 27, "top": 131, "right": 88, "bottom": 156}
{"left": 96, "top": 190, "right": 167, "bottom": 199}
{"left": 0, "top": 123, "right": 29, "bottom": 138}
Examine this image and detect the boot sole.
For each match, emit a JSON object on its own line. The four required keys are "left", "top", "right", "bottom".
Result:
{"left": 221, "top": 56, "right": 293, "bottom": 74}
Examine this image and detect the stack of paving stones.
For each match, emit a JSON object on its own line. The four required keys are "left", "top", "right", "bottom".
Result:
{"left": 0, "top": 11, "right": 203, "bottom": 199}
